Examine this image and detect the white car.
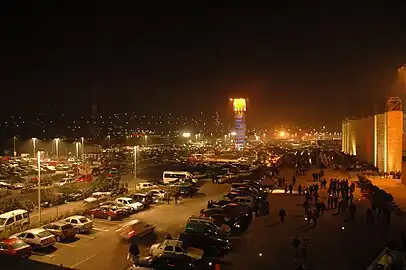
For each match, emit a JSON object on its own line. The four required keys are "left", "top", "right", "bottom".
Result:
{"left": 148, "top": 189, "right": 166, "bottom": 198}
{"left": 136, "top": 182, "right": 156, "bottom": 190}
{"left": 149, "top": 239, "right": 204, "bottom": 260}
{"left": 10, "top": 228, "right": 56, "bottom": 249}
{"left": 115, "top": 197, "right": 143, "bottom": 211}
{"left": 64, "top": 215, "right": 94, "bottom": 234}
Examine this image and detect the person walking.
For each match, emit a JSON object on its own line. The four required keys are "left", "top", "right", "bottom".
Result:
{"left": 292, "top": 236, "right": 301, "bottom": 257}
{"left": 128, "top": 240, "right": 140, "bottom": 266}
{"left": 301, "top": 239, "right": 307, "bottom": 261}
{"left": 279, "top": 208, "right": 287, "bottom": 223}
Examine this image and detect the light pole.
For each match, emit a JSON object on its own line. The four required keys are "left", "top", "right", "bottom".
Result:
{"left": 13, "top": 136, "right": 16, "bottom": 157}
{"left": 133, "top": 145, "right": 137, "bottom": 179}
{"left": 107, "top": 135, "right": 111, "bottom": 149}
{"left": 75, "top": 142, "right": 79, "bottom": 159}
{"left": 37, "top": 150, "right": 42, "bottom": 224}
{"left": 81, "top": 137, "right": 85, "bottom": 159}
{"left": 32, "top": 138, "right": 36, "bottom": 157}
{"left": 144, "top": 135, "right": 148, "bottom": 145}
{"left": 55, "top": 138, "right": 60, "bottom": 158}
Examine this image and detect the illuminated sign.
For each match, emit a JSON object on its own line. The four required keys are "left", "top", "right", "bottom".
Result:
{"left": 232, "top": 98, "right": 246, "bottom": 112}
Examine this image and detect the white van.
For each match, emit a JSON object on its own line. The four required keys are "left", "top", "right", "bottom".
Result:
{"left": 0, "top": 209, "right": 30, "bottom": 233}
{"left": 162, "top": 171, "right": 198, "bottom": 184}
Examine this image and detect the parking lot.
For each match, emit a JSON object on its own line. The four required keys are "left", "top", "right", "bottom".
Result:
{"left": 29, "top": 180, "right": 231, "bottom": 269}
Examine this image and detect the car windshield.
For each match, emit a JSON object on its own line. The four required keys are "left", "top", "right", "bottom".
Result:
{"left": 11, "top": 240, "right": 28, "bottom": 249}
{"left": 0, "top": 218, "right": 6, "bottom": 226}
{"left": 61, "top": 224, "right": 73, "bottom": 230}
{"left": 79, "top": 218, "right": 89, "bottom": 223}
{"left": 37, "top": 230, "right": 52, "bottom": 238}
{"left": 127, "top": 199, "right": 135, "bottom": 204}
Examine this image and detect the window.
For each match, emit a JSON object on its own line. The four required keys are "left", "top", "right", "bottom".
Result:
{"left": 23, "top": 213, "right": 29, "bottom": 219}
{"left": 174, "top": 247, "right": 183, "bottom": 253}
{"left": 25, "top": 233, "right": 35, "bottom": 239}
{"left": 164, "top": 246, "right": 173, "bottom": 252}
{"left": 15, "top": 214, "right": 22, "bottom": 221}
{"left": 5, "top": 218, "right": 14, "bottom": 225}
{"left": 71, "top": 219, "right": 78, "bottom": 224}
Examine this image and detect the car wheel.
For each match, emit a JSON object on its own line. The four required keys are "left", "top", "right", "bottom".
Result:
{"left": 91, "top": 213, "right": 95, "bottom": 219}
{"left": 55, "top": 235, "right": 61, "bottom": 242}
{"left": 107, "top": 216, "right": 112, "bottom": 221}
{"left": 74, "top": 228, "right": 80, "bottom": 234}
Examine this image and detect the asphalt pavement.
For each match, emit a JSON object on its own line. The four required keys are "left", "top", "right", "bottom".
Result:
{"left": 29, "top": 180, "right": 230, "bottom": 270}
{"left": 221, "top": 166, "right": 406, "bottom": 270}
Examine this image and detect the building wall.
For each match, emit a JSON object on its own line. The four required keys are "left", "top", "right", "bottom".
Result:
{"left": 375, "top": 113, "right": 386, "bottom": 172}
{"left": 342, "top": 120, "right": 357, "bottom": 155}
{"left": 386, "top": 111, "right": 403, "bottom": 172}
{"left": 356, "top": 116, "right": 374, "bottom": 164}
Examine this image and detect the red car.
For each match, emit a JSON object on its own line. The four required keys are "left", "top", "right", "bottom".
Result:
{"left": 76, "top": 175, "right": 93, "bottom": 182}
{"left": 88, "top": 206, "right": 124, "bottom": 221}
{"left": 0, "top": 238, "right": 32, "bottom": 258}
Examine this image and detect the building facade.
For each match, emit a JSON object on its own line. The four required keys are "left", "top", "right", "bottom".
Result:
{"left": 342, "top": 98, "right": 403, "bottom": 174}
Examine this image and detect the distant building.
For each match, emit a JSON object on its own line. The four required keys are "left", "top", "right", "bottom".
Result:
{"left": 230, "top": 98, "right": 247, "bottom": 150}
{"left": 342, "top": 97, "right": 403, "bottom": 175}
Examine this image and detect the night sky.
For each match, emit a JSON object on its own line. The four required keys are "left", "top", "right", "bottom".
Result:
{"left": 1, "top": 5, "right": 406, "bottom": 128}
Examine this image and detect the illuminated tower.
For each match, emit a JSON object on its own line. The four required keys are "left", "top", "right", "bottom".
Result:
{"left": 230, "top": 98, "right": 247, "bottom": 150}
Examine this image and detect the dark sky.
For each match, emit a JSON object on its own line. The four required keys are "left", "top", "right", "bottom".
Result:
{"left": 1, "top": 5, "right": 406, "bottom": 128}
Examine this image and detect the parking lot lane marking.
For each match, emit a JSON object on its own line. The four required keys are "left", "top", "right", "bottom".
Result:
{"left": 77, "top": 234, "right": 95, "bottom": 239}
{"left": 46, "top": 254, "right": 56, "bottom": 258}
{"left": 93, "top": 227, "right": 110, "bottom": 232}
{"left": 70, "top": 254, "right": 97, "bottom": 269}
{"left": 57, "top": 243, "right": 76, "bottom": 248}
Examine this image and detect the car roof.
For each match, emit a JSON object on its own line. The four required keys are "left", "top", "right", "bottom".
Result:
{"left": 68, "top": 215, "right": 87, "bottom": 219}
{"left": 122, "top": 219, "right": 140, "bottom": 227}
{"left": 0, "top": 209, "right": 28, "bottom": 218}
{"left": 49, "top": 220, "right": 69, "bottom": 225}
{"left": 2, "top": 238, "right": 25, "bottom": 244}
{"left": 163, "top": 239, "right": 182, "bottom": 247}
{"left": 24, "top": 228, "right": 47, "bottom": 234}
{"left": 116, "top": 197, "right": 132, "bottom": 200}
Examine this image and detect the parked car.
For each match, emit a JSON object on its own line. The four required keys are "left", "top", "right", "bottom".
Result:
{"left": 0, "top": 238, "right": 32, "bottom": 258}
{"left": 40, "top": 194, "right": 67, "bottom": 208}
{"left": 10, "top": 228, "right": 56, "bottom": 249}
{"left": 64, "top": 215, "right": 93, "bottom": 234}
{"left": 115, "top": 197, "right": 144, "bottom": 211}
{"left": 87, "top": 206, "right": 124, "bottom": 221}
{"left": 43, "top": 221, "right": 76, "bottom": 242}
{"left": 138, "top": 253, "right": 197, "bottom": 270}
{"left": 129, "top": 193, "right": 154, "bottom": 207}
{"left": 101, "top": 201, "right": 132, "bottom": 215}
{"left": 149, "top": 239, "right": 204, "bottom": 260}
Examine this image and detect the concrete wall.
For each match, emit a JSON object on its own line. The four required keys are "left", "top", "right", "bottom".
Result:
{"left": 342, "top": 111, "right": 403, "bottom": 173}
{"left": 356, "top": 116, "right": 374, "bottom": 164}
{"left": 386, "top": 111, "right": 403, "bottom": 172}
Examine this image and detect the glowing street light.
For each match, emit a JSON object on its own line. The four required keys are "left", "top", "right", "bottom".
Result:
{"left": 81, "top": 137, "right": 85, "bottom": 159}
{"left": 32, "top": 138, "right": 37, "bottom": 157}
{"left": 144, "top": 135, "right": 148, "bottom": 145}
{"left": 13, "top": 136, "right": 17, "bottom": 157}
{"left": 279, "top": 131, "right": 286, "bottom": 138}
{"left": 107, "top": 135, "right": 111, "bottom": 148}
{"left": 75, "top": 142, "right": 80, "bottom": 159}
{"left": 230, "top": 131, "right": 237, "bottom": 136}
{"left": 182, "top": 132, "right": 191, "bottom": 138}
{"left": 54, "top": 138, "right": 60, "bottom": 157}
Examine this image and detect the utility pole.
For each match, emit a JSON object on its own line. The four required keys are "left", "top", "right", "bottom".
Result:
{"left": 13, "top": 136, "right": 16, "bottom": 157}
{"left": 134, "top": 146, "right": 137, "bottom": 191}
{"left": 37, "top": 151, "right": 42, "bottom": 224}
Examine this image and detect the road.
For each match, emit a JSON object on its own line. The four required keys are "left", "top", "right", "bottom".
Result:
{"left": 221, "top": 166, "right": 406, "bottom": 270}
{"left": 30, "top": 180, "right": 230, "bottom": 270}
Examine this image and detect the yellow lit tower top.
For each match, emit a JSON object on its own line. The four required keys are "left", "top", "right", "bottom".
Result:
{"left": 230, "top": 98, "right": 247, "bottom": 113}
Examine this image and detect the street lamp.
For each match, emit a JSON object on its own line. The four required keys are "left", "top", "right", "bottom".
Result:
{"left": 75, "top": 142, "right": 80, "bottom": 159}
{"left": 81, "top": 137, "right": 85, "bottom": 159}
{"left": 144, "top": 135, "right": 148, "bottom": 145}
{"left": 182, "top": 132, "right": 191, "bottom": 138}
{"left": 37, "top": 150, "right": 42, "bottom": 224}
{"left": 133, "top": 145, "right": 138, "bottom": 178}
{"left": 32, "top": 138, "right": 37, "bottom": 157}
{"left": 107, "top": 135, "right": 111, "bottom": 148}
{"left": 13, "top": 136, "right": 17, "bottom": 157}
{"left": 55, "top": 138, "right": 60, "bottom": 158}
